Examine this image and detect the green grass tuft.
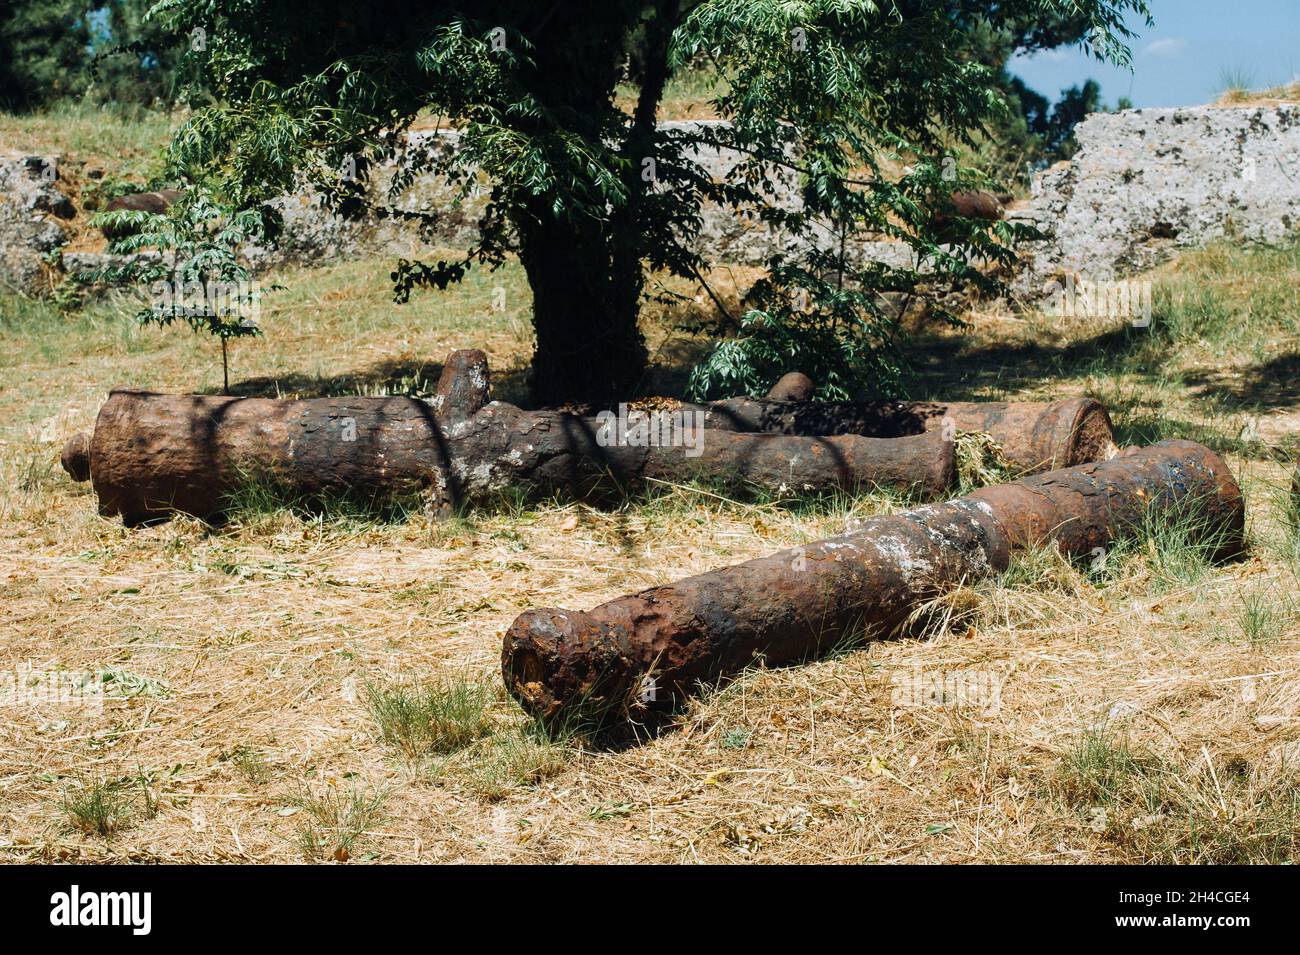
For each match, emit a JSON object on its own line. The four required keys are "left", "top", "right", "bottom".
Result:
{"left": 222, "top": 745, "right": 274, "bottom": 786}
{"left": 1058, "top": 722, "right": 1145, "bottom": 806}
{"left": 1057, "top": 721, "right": 1300, "bottom": 864}
{"left": 291, "top": 784, "right": 386, "bottom": 862}
{"left": 366, "top": 675, "right": 494, "bottom": 759}
{"left": 63, "top": 777, "right": 137, "bottom": 838}
{"left": 461, "top": 722, "right": 572, "bottom": 801}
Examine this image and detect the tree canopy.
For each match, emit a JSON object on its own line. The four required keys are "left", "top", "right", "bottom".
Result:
{"left": 114, "top": 0, "right": 1149, "bottom": 402}
{"left": 0, "top": 1, "right": 182, "bottom": 109}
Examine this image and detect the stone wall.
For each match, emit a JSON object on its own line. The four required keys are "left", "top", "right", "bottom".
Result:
{"left": 252, "top": 120, "right": 920, "bottom": 272}
{"left": 5, "top": 106, "right": 1299, "bottom": 299}
{"left": 0, "top": 153, "right": 75, "bottom": 295}
{"left": 1013, "top": 104, "right": 1300, "bottom": 296}
{"left": 242, "top": 129, "right": 483, "bottom": 270}
{"left": 245, "top": 121, "right": 812, "bottom": 269}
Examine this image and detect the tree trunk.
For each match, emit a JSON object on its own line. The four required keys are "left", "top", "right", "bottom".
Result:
{"left": 502, "top": 440, "right": 1244, "bottom": 729}
{"left": 502, "top": 0, "right": 668, "bottom": 406}
{"left": 515, "top": 209, "right": 647, "bottom": 406}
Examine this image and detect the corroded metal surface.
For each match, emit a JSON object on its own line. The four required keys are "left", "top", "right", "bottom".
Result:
{"left": 661, "top": 396, "right": 1113, "bottom": 473}
{"left": 949, "top": 189, "right": 1005, "bottom": 220}
{"left": 60, "top": 432, "right": 91, "bottom": 482}
{"left": 86, "top": 387, "right": 956, "bottom": 525}
{"left": 940, "top": 398, "right": 1115, "bottom": 472}
{"left": 766, "top": 372, "right": 815, "bottom": 402}
{"left": 100, "top": 189, "right": 183, "bottom": 240}
{"left": 502, "top": 440, "right": 1243, "bottom": 728}
{"left": 431, "top": 348, "right": 490, "bottom": 421}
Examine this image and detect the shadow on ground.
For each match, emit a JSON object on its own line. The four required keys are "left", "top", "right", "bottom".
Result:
{"left": 224, "top": 334, "right": 711, "bottom": 410}
{"left": 1183, "top": 352, "right": 1300, "bottom": 412}
{"left": 904, "top": 323, "right": 1147, "bottom": 399}
{"left": 224, "top": 356, "right": 533, "bottom": 406}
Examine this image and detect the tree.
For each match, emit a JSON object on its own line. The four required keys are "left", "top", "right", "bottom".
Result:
{"left": 140, "top": 0, "right": 1149, "bottom": 404}
{"left": 89, "top": 0, "right": 186, "bottom": 108}
{"left": 0, "top": 1, "right": 183, "bottom": 111}
{"left": 0, "top": 1, "right": 93, "bottom": 109}
{"left": 1043, "top": 78, "right": 1105, "bottom": 158}
{"left": 962, "top": 12, "right": 1129, "bottom": 187}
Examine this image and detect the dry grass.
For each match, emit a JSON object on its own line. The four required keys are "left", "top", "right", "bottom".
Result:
{"left": 1216, "top": 81, "right": 1300, "bottom": 107}
{"left": 616, "top": 67, "right": 726, "bottom": 121}
{"left": 0, "top": 102, "right": 177, "bottom": 166}
{"left": 0, "top": 67, "right": 725, "bottom": 157}
{"left": 2, "top": 226, "right": 1299, "bottom": 862}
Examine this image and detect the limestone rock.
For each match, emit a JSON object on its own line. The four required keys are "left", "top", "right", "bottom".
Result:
{"left": 0, "top": 152, "right": 74, "bottom": 295}
{"left": 1015, "top": 104, "right": 1300, "bottom": 297}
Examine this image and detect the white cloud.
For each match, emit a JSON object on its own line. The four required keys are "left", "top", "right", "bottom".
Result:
{"left": 1142, "top": 38, "right": 1188, "bottom": 58}
{"left": 1008, "top": 47, "right": 1073, "bottom": 67}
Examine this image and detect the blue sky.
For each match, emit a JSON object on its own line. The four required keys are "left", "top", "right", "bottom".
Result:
{"left": 1009, "top": 0, "right": 1300, "bottom": 108}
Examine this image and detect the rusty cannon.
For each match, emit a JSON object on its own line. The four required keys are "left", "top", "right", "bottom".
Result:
{"left": 63, "top": 351, "right": 958, "bottom": 525}
{"left": 662, "top": 394, "right": 1115, "bottom": 474}
{"left": 577, "top": 368, "right": 1113, "bottom": 474}
{"left": 502, "top": 440, "right": 1244, "bottom": 730}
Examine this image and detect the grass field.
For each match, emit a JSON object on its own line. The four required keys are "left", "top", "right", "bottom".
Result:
{"left": 1, "top": 227, "right": 1298, "bottom": 863}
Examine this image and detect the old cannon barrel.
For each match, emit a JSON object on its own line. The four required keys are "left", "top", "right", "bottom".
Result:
{"left": 675, "top": 396, "right": 1113, "bottom": 473}
{"left": 502, "top": 440, "right": 1243, "bottom": 729}
{"left": 83, "top": 384, "right": 956, "bottom": 525}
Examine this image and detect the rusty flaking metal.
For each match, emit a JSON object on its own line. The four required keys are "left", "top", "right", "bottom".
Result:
{"left": 643, "top": 395, "right": 1116, "bottom": 473}
{"left": 83, "top": 371, "right": 959, "bottom": 525}
{"left": 502, "top": 440, "right": 1244, "bottom": 730}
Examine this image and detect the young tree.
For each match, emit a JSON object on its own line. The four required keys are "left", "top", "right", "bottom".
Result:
{"left": 141, "top": 0, "right": 1148, "bottom": 404}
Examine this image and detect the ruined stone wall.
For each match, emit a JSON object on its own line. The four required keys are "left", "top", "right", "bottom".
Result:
{"left": 5, "top": 107, "right": 1299, "bottom": 298}
{"left": 0, "top": 153, "right": 75, "bottom": 295}
{"left": 244, "top": 121, "right": 811, "bottom": 269}
{"left": 1013, "top": 104, "right": 1300, "bottom": 297}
